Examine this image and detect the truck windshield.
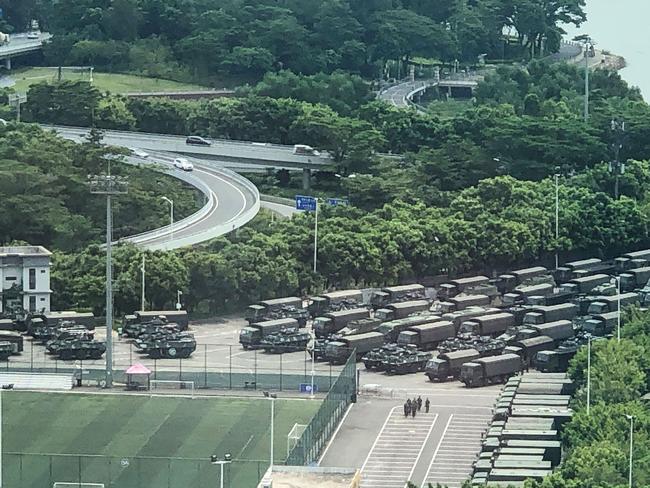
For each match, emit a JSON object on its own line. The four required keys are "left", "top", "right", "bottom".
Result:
{"left": 536, "top": 352, "right": 550, "bottom": 363}
{"left": 587, "top": 304, "right": 606, "bottom": 315}
{"left": 459, "top": 322, "right": 475, "bottom": 334}
{"left": 314, "top": 318, "right": 329, "bottom": 328}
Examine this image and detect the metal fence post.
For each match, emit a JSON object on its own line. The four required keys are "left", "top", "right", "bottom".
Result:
{"left": 329, "top": 363, "right": 332, "bottom": 390}
{"left": 129, "top": 342, "right": 132, "bottom": 366}
{"left": 229, "top": 345, "right": 232, "bottom": 389}
{"left": 280, "top": 354, "right": 283, "bottom": 391}
{"left": 30, "top": 341, "right": 34, "bottom": 371}
{"left": 304, "top": 349, "right": 307, "bottom": 381}
{"left": 254, "top": 350, "right": 257, "bottom": 390}
{"left": 179, "top": 358, "right": 182, "bottom": 382}
{"left": 154, "top": 359, "right": 157, "bottom": 380}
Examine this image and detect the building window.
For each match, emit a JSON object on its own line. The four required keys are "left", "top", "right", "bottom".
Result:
{"left": 29, "top": 296, "right": 36, "bottom": 312}
{"left": 40, "top": 298, "right": 45, "bottom": 301}
{"left": 4, "top": 277, "right": 16, "bottom": 281}
{"left": 29, "top": 269, "right": 36, "bottom": 290}
{"left": 41, "top": 269, "right": 46, "bottom": 274}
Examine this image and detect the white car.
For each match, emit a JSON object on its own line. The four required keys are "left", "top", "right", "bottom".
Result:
{"left": 173, "top": 158, "right": 194, "bottom": 171}
{"left": 132, "top": 148, "right": 149, "bottom": 159}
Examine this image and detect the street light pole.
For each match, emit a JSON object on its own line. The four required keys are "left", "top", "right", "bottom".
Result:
{"left": 89, "top": 174, "right": 128, "bottom": 388}
{"left": 313, "top": 199, "right": 319, "bottom": 273}
{"left": 310, "top": 328, "right": 316, "bottom": 398}
{"left": 584, "top": 42, "right": 589, "bottom": 122}
{"left": 141, "top": 254, "right": 146, "bottom": 311}
{"left": 626, "top": 415, "right": 634, "bottom": 488}
{"left": 263, "top": 392, "right": 277, "bottom": 468}
{"left": 555, "top": 169, "right": 560, "bottom": 269}
{"left": 586, "top": 335, "right": 591, "bottom": 416}
{"left": 162, "top": 196, "right": 174, "bottom": 245}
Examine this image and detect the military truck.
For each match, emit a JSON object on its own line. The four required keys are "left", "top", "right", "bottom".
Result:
{"left": 308, "top": 290, "right": 363, "bottom": 317}
{"left": 0, "top": 342, "right": 13, "bottom": 361}
{"left": 244, "top": 297, "right": 303, "bottom": 324}
{"left": 313, "top": 308, "right": 370, "bottom": 338}
{"left": 534, "top": 345, "right": 578, "bottom": 373}
{"left": 522, "top": 303, "right": 577, "bottom": 326}
{"left": 558, "top": 274, "right": 611, "bottom": 295}
{"left": 337, "top": 317, "right": 381, "bottom": 336}
{"left": 619, "top": 267, "right": 650, "bottom": 292}
{"left": 529, "top": 290, "right": 578, "bottom": 307}
{"left": 459, "top": 313, "right": 516, "bottom": 336}
{"left": 376, "top": 313, "right": 440, "bottom": 342}
{"left": 497, "top": 267, "right": 550, "bottom": 293}
{"left": 502, "top": 284, "right": 554, "bottom": 306}
{"left": 396, "top": 320, "right": 455, "bottom": 350}
{"left": 425, "top": 348, "right": 480, "bottom": 381}
{"left": 506, "top": 336, "right": 556, "bottom": 367}
{"left": 520, "top": 320, "right": 574, "bottom": 342}
{"left": 384, "top": 350, "right": 432, "bottom": 374}
{"left": 443, "top": 307, "right": 501, "bottom": 331}
{"left": 371, "top": 284, "right": 425, "bottom": 309}
{"left": 586, "top": 292, "right": 639, "bottom": 315}
{"left": 434, "top": 294, "right": 490, "bottom": 313}
{"left": 374, "top": 299, "right": 430, "bottom": 321}
{"left": 261, "top": 329, "right": 311, "bottom": 353}
{"left": 438, "top": 276, "right": 490, "bottom": 299}
{"left": 325, "top": 332, "right": 385, "bottom": 364}
{"left": 460, "top": 354, "right": 523, "bottom": 388}
{"left": 239, "top": 318, "right": 299, "bottom": 349}
{"left": 362, "top": 343, "right": 408, "bottom": 370}
{"left": 26, "top": 311, "right": 95, "bottom": 334}
{"left": 134, "top": 310, "right": 189, "bottom": 330}
{"left": 555, "top": 258, "right": 602, "bottom": 283}
{"left": 615, "top": 249, "right": 650, "bottom": 271}
{"left": 581, "top": 311, "right": 619, "bottom": 336}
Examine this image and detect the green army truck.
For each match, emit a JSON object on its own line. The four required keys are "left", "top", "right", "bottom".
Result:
{"left": 239, "top": 318, "right": 298, "bottom": 349}
{"left": 425, "top": 348, "right": 480, "bottom": 382}
{"left": 325, "top": 331, "right": 385, "bottom": 364}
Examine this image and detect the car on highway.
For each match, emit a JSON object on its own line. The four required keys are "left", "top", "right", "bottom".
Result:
{"left": 27, "top": 31, "right": 40, "bottom": 39}
{"left": 173, "top": 158, "right": 194, "bottom": 171}
{"left": 293, "top": 144, "right": 320, "bottom": 156}
{"left": 186, "top": 135, "right": 211, "bottom": 146}
{"left": 131, "top": 148, "right": 149, "bottom": 159}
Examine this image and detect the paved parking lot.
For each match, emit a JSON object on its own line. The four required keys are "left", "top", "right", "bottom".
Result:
{"left": 320, "top": 383, "right": 498, "bottom": 487}
{"left": 360, "top": 408, "right": 438, "bottom": 488}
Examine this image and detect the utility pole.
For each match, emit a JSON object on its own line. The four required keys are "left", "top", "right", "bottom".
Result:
{"left": 162, "top": 197, "right": 174, "bottom": 245}
{"left": 89, "top": 173, "right": 128, "bottom": 388}
{"left": 313, "top": 200, "right": 319, "bottom": 273}
{"left": 141, "top": 254, "right": 146, "bottom": 311}
{"left": 626, "top": 415, "right": 634, "bottom": 488}
{"left": 609, "top": 119, "right": 626, "bottom": 199}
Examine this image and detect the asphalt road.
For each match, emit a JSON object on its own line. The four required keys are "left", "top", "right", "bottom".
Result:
{"left": 0, "top": 33, "right": 51, "bottom": 59}
{"left": 50, "top": 125, "right": 333, "bottom": 169}
{"left": 126, "top": 153, "right": 259, "bottom": 250}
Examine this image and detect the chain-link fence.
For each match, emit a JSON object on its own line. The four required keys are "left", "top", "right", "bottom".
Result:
{"left": 286, "top": 350, "right": 357, "bottom": 465}
{"left": 5, "top": 453, "right": 268, "bottom": 488}
{"left": 1, "top": 342, "right": 342, "bottom": 392}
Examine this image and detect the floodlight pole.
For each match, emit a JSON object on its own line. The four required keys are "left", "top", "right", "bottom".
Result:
{"left": 313, "top": 200, "right": 319, "bottom": 273}
{"left": 141, "top": 254, "right": 146, "bottom": 311}
{"left": 89, "top": 173, "right": 128, "bottom": 388}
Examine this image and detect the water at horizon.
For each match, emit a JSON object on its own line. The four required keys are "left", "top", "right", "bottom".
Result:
{"left": 563, "top": 0, "right": 650, "bottom": 100}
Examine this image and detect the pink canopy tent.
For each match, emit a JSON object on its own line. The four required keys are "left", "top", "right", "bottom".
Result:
{"left": 126, "top": 363, "right": 151, "bottom": 390}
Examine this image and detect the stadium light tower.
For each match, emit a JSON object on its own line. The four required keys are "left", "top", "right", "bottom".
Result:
{"left": 211, "top": 453, "right": 232, "bottom": 488}
{"left": 263, "top": 391, "right": 277, "bottom": 468}
{"left": 89, "top": 173, "right": 128, "bottom": 388}
{"left": 0, "top": 383, "right": 14, "bottom": 488}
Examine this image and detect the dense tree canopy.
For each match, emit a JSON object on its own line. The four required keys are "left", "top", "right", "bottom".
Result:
{"left": 0, "top": 0, "right": 587, "bottom": 83}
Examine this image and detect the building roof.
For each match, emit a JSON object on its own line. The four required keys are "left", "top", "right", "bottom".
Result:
{"left": 0, "top": 246, "right": 51, "bottom": 258}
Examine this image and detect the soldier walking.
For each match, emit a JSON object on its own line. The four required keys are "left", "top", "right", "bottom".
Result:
{"left": 425, "top": 398, "right": 430, "bottom": 413}
{"left": 404, "top": 401, "right": 410, "bottom": 417}
{"left": 417, "top": 396, "right": 422, "bottom": 411}
{"left": 411, "top": 404, "right": 417, "bottom": 418}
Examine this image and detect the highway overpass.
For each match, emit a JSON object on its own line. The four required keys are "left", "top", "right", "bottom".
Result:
{"left": 0, "top": 33, "right": 52, "bottom": 69}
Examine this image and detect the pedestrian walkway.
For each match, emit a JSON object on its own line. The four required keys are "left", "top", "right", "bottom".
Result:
{"left": 360, "top": 407, "right": 437, "bottom": 488}
{"left": 421, "top": 412, "right": 491, "bottom": 488}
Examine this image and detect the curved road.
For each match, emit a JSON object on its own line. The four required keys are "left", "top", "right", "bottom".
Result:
{"left": 126, "top": 153, "right": 259, "bottom": 251}
{"left": 51, "top": 126, "right": 260, "bottom": 250}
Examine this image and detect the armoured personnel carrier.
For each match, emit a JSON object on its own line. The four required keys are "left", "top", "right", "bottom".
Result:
{"left": 145, "top": 336, "right": 197, "bottom": 359}
{"left": 437, "top": 334, "right": 505, "bottom": 357}
{"left": 362, "top": 343, "right": 407, "bottom": 370}
{"left": 54, "top": 339, "right": 106, "bottom": 360}
{"left": 261, "top": 329, "right": 311, "bottom": 353}
{"left": 384, "top": 350, "right": 432, "bottom": 374}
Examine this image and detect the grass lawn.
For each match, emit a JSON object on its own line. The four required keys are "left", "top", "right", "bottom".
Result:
{"left": 4, "top": 391, "right": 320, "bottom": 488}
{"left": 424, "top": 99, "right": 474, "bottom": 119}
{"left": 10, "top": 68, "right": 207, "bottom": 94}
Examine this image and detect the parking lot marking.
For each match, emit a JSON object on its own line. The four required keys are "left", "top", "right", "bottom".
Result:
{"left": 421, "top": 412, "right": 491, "bottom": 488}
{"left": 360, "top": 408, "right": 438, "bottom": 488}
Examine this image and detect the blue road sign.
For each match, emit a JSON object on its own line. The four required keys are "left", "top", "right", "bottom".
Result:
{"left": 300, "top": 383, "right": 318, "bottom": 394}
{"left": 327, "top": 198, "right": 349, "bottom": 207}
{"left": 295, "top": 195, "right": 317, "bottom": 211}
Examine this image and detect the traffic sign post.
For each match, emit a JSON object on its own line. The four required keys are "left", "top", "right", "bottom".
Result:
{"left": 295, "top": 196, "right": 319, "bottom": 273}
{"left": 300, "top": 383, "right": 318, "bottom": 394}
{"left": 327, "top": 198, "right": 349, "bottom": 207}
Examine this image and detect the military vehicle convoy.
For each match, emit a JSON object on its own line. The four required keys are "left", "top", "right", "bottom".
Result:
{"left": 239, "top": 318, "right": 299, "bottom": 349}
{"left": 438, "top": 276, "right": 490, "bottom": 299}
{"left": 313, "top": 308, "right": 370, "bottom": 338}
{"left": 371, "top": 284, "right": 425, "bottom": 309}
{"left": 308, "top": 290, "right": 363, "bottom": 317}
{"left": 426, "top": 349, "right": 480, "bottom": 382}
{"left": 325, "top": 332, "right": 385, "bottom": 364}
{"left": 384, "top": 350, "right": 432, "bottom": 374}
{"left": 374, "top": 299, "right": 430, "bottom": 321}
{"left": 245, "top": 297, "right": 307, "bottom": 326}
{"left": 461, "top": 354, "right": 524, "bottom": 388}
{"left": 396, "top": 320, "right": 455, "bottom": 350}
{"left": 261, "top": 329, "right": 311, "bottom": 353}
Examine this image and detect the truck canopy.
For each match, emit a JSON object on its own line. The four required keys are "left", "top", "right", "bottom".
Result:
{"left": 259, "top": 297, "right": 302, "bottom": 308}
{"left": 450, "top": 294, "right": 490, "bottom": 309}
{"left": 531, "top": 321, "right": 574, "bottom": 341}
{"left": 324, "top": 308, "right": 369, "bottom": 319}
{"left": 622, "top": 249, "right": 650, "bottom": 261}
{"left": 566, "top": 273, "right": 611, "bottom": 292}
{"left": 251, "top": 318, "right": 298, "bottom": 329}
{"left": 408, "top": 321, "right": 455, "bottom": 343}
{"left": 511, "top": 267, "right": 548, "bottom": 282}
{"left": 563, "top": 258, "right": 602, "bottom": 270}
{"left": 321, "top": 290, "right": 363, "bottom": 303}
{"left": 382, "top": 284, "right": 424, "bottom": 295}
{"left": 448, "top": 275, "right": 490, "bottom": 290}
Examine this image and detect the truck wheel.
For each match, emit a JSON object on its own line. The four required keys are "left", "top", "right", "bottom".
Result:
{"left": 166, "top": 347, "right": 177, "bottom": 358}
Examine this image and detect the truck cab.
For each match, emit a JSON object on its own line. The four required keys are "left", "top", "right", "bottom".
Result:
{"left": 425, "top": 358, "right": 449, "bottom": 380}
{"left": 245, "top": 304, "right": 266, "bottom": 324}
{"left": 374, "top": 308, "right": 394, "bottom": 321}
{"left": 313, "top": 316, "right": 334, "bottom": 337}
{"left": 460, "top": 362, "right": 483, "bottom": 386}
{"left": 238, "top": 327, "right": 262, "bottom": 347}
{"left": 397, "top": 330, "right": 419, "bottom": 346}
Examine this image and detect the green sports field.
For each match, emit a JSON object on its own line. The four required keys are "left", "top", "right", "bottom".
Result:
{"left": 3, "top": 391, "right": 319, "bottom": 487}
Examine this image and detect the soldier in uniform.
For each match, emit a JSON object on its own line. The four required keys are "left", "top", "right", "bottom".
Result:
{"left": 411, "top": 403, "right": 417, "bottom": 418}
{"left": 425, "top": 398, "right": 430, "bottom": 413}
{"left": 416, "top": 396, "right": 422, "bottom": 411}
{"left": 404, "top": 401, "right": 410, "bottom": 417}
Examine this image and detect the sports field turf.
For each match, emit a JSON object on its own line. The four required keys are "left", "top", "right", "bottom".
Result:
{"left": 10, "top": 68, "right": 207, "bottom": 94}
{"left": 3, "top": 391, "right": 320, "bottom": 487}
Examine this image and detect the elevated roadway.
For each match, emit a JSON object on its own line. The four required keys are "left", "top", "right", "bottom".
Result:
{"left": 0, "top": 33, "right": 52, "bottom": 69}
{"left": 50, "top": 125, "right": 334, "bottom": 170}
{"left": 378, "top": 74, "right": 483, "bottom": 110}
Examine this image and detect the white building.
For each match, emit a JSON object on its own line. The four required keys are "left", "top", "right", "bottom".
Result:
{"left": 0, "top": 246, "right": 51, "bottom": 314}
